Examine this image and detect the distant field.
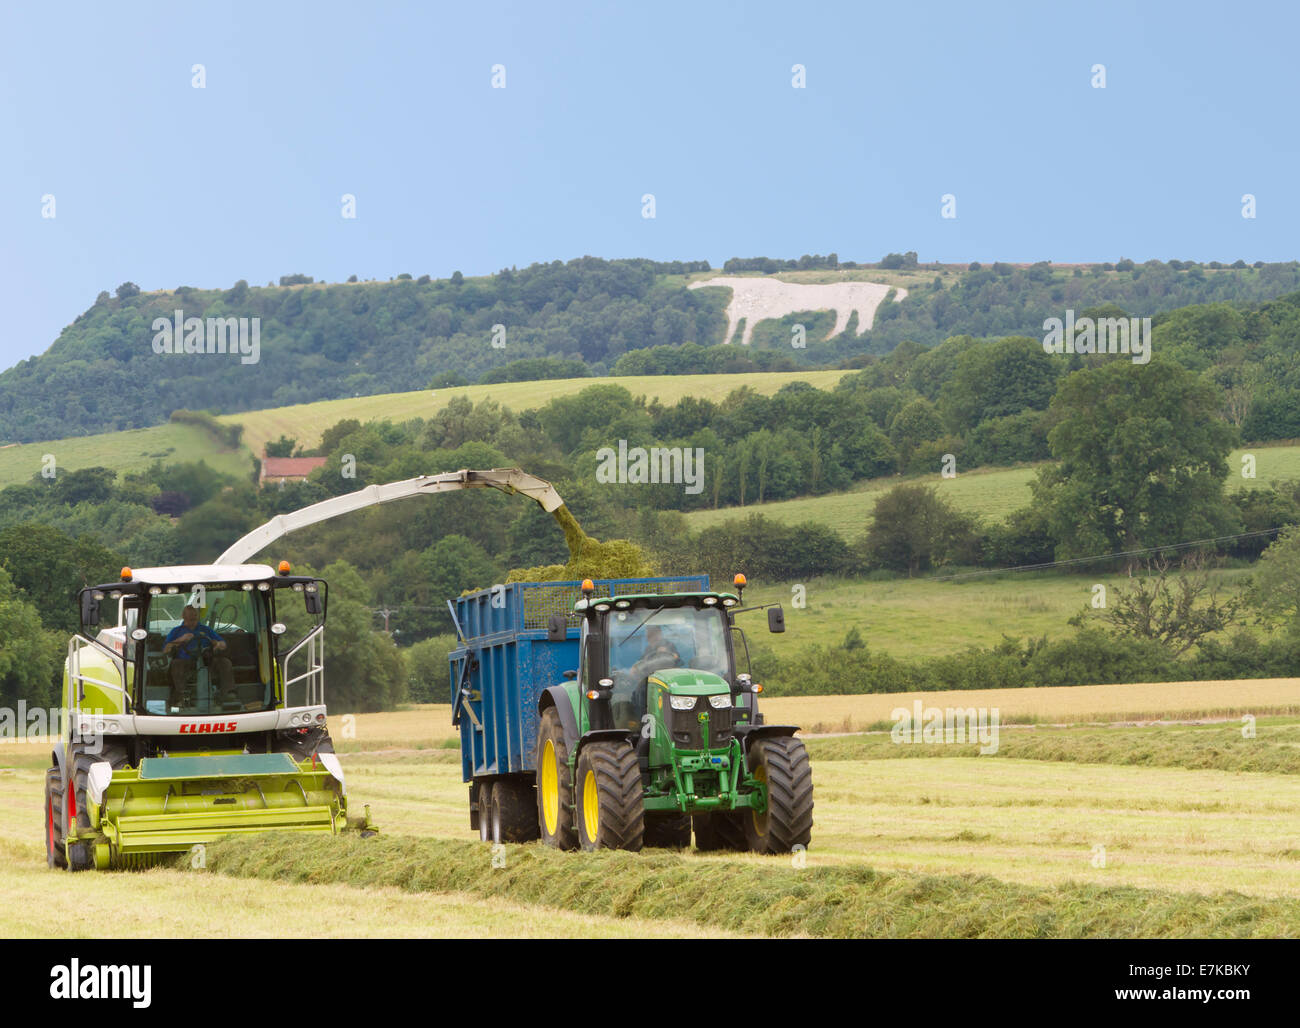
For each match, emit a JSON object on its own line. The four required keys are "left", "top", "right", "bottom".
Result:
{"left": 0, "top": 422, "right": 252, "bottom": 489}
{"left": 220, "top": 371, "right": 850, "bottom": 458}
{"left": 687, "top": 444, "right": 1300, "bottom": 539}
{"left": 743, "top": 566, "right": 1253, "bottom": 660}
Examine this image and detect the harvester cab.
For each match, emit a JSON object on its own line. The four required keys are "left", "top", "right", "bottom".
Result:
{"left": 45, "top": 561, "right": 361, "bottom": 871}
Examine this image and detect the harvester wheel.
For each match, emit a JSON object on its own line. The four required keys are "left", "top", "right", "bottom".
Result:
{"left": 67, "top": 740, "right": 130, "bottom": 872}
{"left": 575, "top": 741, "right": 644, "bottom": 852}
{"left": 691, "top": 812, "right": 747, "bottom": 851}
{"left": 45, "top": 767, "right": 67, "bottom": 870}
{"left": 743, "top": 736, "right": 813, "bottom": 855}
{"left": 643, "top": 812, "right": 692, "bottom": 849}
{"left": 491, "top": 777, "right": 540, "bottom": 843}
{"left": 536, "top": 707, "right": 577, "bottom": 850}
{"left": 478, "top": 780, "right": 495, "bottom": 842}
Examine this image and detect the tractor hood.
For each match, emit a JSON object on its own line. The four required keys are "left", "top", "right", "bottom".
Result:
{"left": 648, "top": 668, "right": 731, "bottom": 695}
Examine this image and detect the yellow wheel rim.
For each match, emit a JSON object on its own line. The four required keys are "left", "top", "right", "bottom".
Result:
{"left": 583, "top": 769, "right": 599, "bottom": 842}
{"left": 541, "top": 740, "right": 559, "bottom": 836}
{"left": 751, "top": 764, "right": 768, "bottom": 835}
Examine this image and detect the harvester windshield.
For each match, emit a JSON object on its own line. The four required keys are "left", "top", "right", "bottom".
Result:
{"left": 141, "top": 586, "right": 274, "bottom": 715}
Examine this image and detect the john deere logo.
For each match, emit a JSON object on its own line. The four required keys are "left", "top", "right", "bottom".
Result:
{"left": 697, "top": 712, "right": 708, "bottom": 724}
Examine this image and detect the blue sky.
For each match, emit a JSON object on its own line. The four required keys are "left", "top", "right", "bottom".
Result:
{"left": 1, "top": 0, "right": 1296, "bottom": 369}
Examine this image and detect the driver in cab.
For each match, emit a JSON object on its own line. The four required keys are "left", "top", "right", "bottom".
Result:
{"left": 164, "top": 604, "right": 234, "bottom": 708}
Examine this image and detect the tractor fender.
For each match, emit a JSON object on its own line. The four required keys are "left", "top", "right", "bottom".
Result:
{"left": 538, "top": 686, "right": 580, "bottom": 749}
{"left": 575, "top": 728, "right": 635, "bottom": 758}
{"left": 736, "top": 723, "right": 799, "bottom": 755}
{"left": 51, "top": 741, "right": 66, "bottom": 784}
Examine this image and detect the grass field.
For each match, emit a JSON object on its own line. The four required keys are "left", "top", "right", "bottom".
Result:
{"left": 219, "top": 371, "right": 850, "bottom": 460}
{"left": 686, "top": 444, "right": 1300, "bottom": 540}
{"left": 3, "top": 689, "right": 1299, "bottom": 937}
{"left": 0, "top": 422, "right": 252, "bottom": 489}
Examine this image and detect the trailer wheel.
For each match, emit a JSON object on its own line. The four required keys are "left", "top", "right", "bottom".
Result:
{"left": 691, "top": 812, "right": 747, "bottom": 851}
{"left": 491, "top": 777, "right": 540, "bottom": 843}
{"left": 66, "top": 740, "right": 130, "bottom": 872}
{"left": 478, "top": 780, "right": 495, "bottom": 842}
{"left": 45, "top": 767, "right": 67, "bottom": 870}
{"left": 536, "top": 707, "right": 577, "bottom": 850}
{"left": 644, "top": 812, "right": 691, "bottom": 849}
{"left": 575, "top": 741, "right": 644, "bottom": 852}
{"left": 743, "top": 736, "right": 813, "bottom": 855}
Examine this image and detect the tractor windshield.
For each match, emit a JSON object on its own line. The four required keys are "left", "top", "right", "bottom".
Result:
{"left": 140, "top": 587, "right": 274, "bottom": 715}
{"left": 606, "top": 604, "right": 730, "bottom": 728}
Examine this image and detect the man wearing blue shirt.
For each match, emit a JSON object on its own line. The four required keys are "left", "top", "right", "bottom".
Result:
{"left": 164, "top": 604, "right": 235, "bottom": 709}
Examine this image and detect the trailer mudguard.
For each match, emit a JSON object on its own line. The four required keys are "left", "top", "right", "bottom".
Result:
{"left": 539, "top": 685, "right": 580, "bottom": 748}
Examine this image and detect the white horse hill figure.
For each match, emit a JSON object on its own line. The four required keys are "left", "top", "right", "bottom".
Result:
{"left": 689, "top": 277, "right": 908, "bottom": 346}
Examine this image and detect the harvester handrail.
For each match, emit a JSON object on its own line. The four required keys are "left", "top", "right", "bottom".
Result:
{"left": 67, "top": 634, "right": 133, "bottom": 713}
{"left": 280, "top": 623, "right": 325, "bottom": 707}
{"left": 214, "top": 468, "right": 565, "bottom": 565}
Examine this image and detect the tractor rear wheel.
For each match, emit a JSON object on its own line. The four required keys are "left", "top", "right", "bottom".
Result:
{"left": 643, "top": 812, "right": 692, "bottom": 849}
{"left": 45, "top": 767, "right": 67, "bottom": 870}
{"left": 536, "top": 707, "right": 577, "bottom": 850}
{"left": 491, "top": 776, "right": 540, "bottom": 843}
{"left": 575, "top": 741, "right": 644, "bottom": 852}
{"left": 691, "top": 812, "right": 748, "bottom": 851}
{"left": 67, "top": 739, "right": 130, "bottom": 871}
{"left": 478, "top": 779, "right": 495, "bottom": 842}
{"left": 743, "top": 736, "right": 813, "bottom": 855}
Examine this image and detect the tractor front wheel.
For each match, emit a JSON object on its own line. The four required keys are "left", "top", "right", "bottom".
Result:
{"left": 67, "top": 739, "right": 130, "bottom": 871}
{"left": 743, "top": 736, "right": 814, "bottom": 855}
{"left": 575, "top": 741, "right": 644, "bottom": 852}
{"left": 536, "top": 707, "right": 577, "bottom": 850}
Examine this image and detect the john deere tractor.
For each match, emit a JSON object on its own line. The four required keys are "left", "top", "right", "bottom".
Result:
{"left": 530, "top": 575, "right": 814, "bottom": 853}
{"left": 44, "top": 561, "right": 365, "bottom": 870}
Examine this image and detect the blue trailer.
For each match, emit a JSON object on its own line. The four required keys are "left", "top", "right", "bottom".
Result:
{"left": 448, "top": 572, "right": 813, "bottom": 853}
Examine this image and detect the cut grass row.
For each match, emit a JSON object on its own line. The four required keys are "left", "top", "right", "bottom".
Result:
{"left": 200, "top": 832, "right": 1300, "bottom": 938}
{"left": 804, "top": 718, "right": 1300, "bottom": 776}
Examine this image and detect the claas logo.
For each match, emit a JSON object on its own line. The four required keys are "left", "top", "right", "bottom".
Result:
{"left": 179, "top": 722, "right": 238, "bottom": 734}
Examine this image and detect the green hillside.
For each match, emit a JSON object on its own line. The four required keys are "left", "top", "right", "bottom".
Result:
{"left": 686, "top": 444, "right": 1300, "bottom": 539}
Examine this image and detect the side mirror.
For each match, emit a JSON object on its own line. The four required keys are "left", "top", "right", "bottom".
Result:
{"left": 81, "top": 593, "right": 100, "bottom": 628}
{"left": 271, "top": 623, "right": 288, "bottom": 636}
{"left": 547, "top": 614, "right": 567, "bottom": 642}
{"left": 304, "top": 590, "right": 321, "bottom": 616}
{"left": 767, "top": 607, "right": 785, "bottom": 634}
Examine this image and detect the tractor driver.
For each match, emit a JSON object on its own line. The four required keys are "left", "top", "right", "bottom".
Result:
{"left": 164, "top": 604, "right": 235, "bottom": 709}
{"left": 624, "top": 625, "right": 682, "bottom": 716}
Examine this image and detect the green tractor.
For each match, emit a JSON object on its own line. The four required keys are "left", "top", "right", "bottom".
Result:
{"left": 44, "top": 561, "right": 367, "bottom": 871}
{"left": 532, "top": 575, "right": 813, "bottom": 853}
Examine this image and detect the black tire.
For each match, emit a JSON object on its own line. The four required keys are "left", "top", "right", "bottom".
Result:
{"left": 491, "top": 776, "right": 540, "bottom": 843}
{"left": 478, "top": 779, "right": 495, "bottom": 842}
{"left": 536, "top": 707, "right": 577, "bottom": 850}
{"left": 575, "top": 741, "right": 644, "bottom": 852}
{"left": 45, "top": 767, "right": 67, "bottom": 870}
{"left": 692, "top": 811, "right": 748, "bottom": 851}
{"left": 643, "top": 812, "right": 692, "bottom": 849}
{"left": 744, "top": 736, "right": 814, "bottom": 855}
{"left": 67, "top": 739, "right": 130, "bottom": 872}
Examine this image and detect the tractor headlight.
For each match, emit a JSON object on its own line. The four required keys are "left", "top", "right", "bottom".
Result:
{"left": 708, "top": 694, "right": 732, "bottom": 709}
{"left": 669, "top": 696, "right": 696, "bottom": 711}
